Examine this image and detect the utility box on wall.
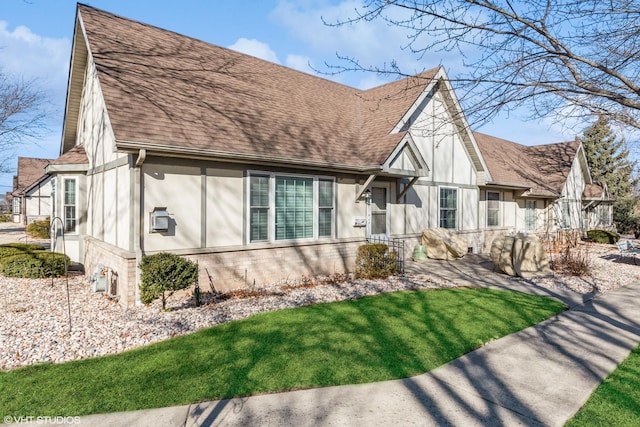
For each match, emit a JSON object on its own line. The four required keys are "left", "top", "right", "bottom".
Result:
{"left": 150, "top": 207, "right": 170, "bottom": 232}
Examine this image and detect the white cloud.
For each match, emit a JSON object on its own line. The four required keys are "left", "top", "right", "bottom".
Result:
{"left": 285, "top": 54, "right": 313, "bottom": 74}
{"left": 228, "top": 38, "right": 281, "bottom": 64}
{"left": 271, "top": 0, "right": 453, "bottom": 85}
{"left": 0, "top": 22, "right": 70, "bottom": 187}
{"left": 0, "top": 21, "right": 70, "bottom": 92}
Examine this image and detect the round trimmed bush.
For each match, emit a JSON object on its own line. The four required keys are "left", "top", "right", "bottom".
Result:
{"left": 139, "top": 252, "right": 199, "bottom": 310}
{"left": 1, "top": 252, "right": 69, "bottom": 278}
{"left": 0, "top": 243, "right": 46, "bottom": 260}
{"left": 26, "top": 218, "right": 50, "bottom": 239}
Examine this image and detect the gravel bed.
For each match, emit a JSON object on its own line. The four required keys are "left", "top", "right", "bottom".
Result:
{"left": 1, "top": 241, "right": 638, "bottom": 371}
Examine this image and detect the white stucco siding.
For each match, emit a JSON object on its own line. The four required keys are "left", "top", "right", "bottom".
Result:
{"left": 206, "top": 168, "right": 244, "bottom": 247}
{"left": 402, "top": 184, "right": 429, "bottom": 234}
{"left": 102, "top": 168, "right": 117, "bottom": 245}
{"left": 336, "top": 177, "right": 367, "bottom": 239}
{"left": 143, "top": 164, "right": 201, "bottom": 251}
{"left": 76, "top": 55, "right": 120, "bottom": 169}
{"left": 460, "top": 188, "right": 478, "bottom": 230}
{"left": 116, "top": 163, "right": 131, "bottom": 250}
{"left": 89, "top": 170, "right": 104, "bottom": 239}
{"left": 559, "top": 156, "right": 587, "bottom": 229}
{"left": 25, "top": 178, "right": 52, "bottom": 219}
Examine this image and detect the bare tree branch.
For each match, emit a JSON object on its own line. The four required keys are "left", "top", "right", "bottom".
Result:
{"left": 327, "top": 0, "right": 640, "bottom": 132}
{"left": 0, "top": 71, "right": 48, "bottom": 174}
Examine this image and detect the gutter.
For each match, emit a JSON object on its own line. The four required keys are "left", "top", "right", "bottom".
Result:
{"left": 133, "top": 149, "right": 146, "bottom": 305}
{"left": 116, "top": 140, "right": 382, "bottom": 174}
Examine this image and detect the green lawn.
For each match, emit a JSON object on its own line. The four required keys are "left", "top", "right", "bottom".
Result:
{"left": 567, "top": 343, "right": 640, "bottom": 426}
{"left": 0, "top": 288, "right": 565, "bottom": 417}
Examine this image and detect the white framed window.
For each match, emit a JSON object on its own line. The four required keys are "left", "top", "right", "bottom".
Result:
{"left": 525, "top": 200, "right": 536, "bottom": 231}
{"left": 561, "top": 200, "right": 570, "bottom": 229}
{"left": 12, "top": 197, "right": 21, "bottom": 215}
{"left": 63, "top": 178, "right": 77, "bottom": 233}
{"left": 487, "top": 191, "right": 500, "bottom": 227}
{"left": 439, "top": 187, "right": 457, "bottom": 229}
{"left": 248, "top": 172, "right": 335, "bottom": 243}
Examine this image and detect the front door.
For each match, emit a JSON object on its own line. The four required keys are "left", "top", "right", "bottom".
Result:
{"left": 368, "top": 185, "right": 389, "bottom": 239}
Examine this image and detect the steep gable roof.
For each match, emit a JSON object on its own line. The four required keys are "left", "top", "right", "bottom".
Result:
{"left": 474, "top": 132, "right": 581, "bottom": 197}
{"left": 65, "top": 5, "right": 438, "bottom": 172}
{"left": 11, "top": 157, "right": 52, "bottom": 196}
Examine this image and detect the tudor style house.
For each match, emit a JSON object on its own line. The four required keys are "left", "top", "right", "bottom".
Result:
{"left": 9, "top": 157, "right": 53, "bottom": 225}
{"left": 50, "top": 5, "right": 611, "bottom": 306}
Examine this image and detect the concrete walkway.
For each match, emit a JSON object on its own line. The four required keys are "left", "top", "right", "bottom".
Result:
{"left": 51, "top": 257, "right": 640, "bottom": 426}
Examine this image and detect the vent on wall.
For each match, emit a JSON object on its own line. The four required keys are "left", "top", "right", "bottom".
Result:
{"left": 150, "top": 207, "right": 170, "bottom": 232}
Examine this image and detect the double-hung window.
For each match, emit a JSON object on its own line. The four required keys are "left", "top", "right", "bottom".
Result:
{"left": 525, "top": 200, "right": 536, "bottom": 231}
{"left": 63, "top": 178, "right": 77, "bottom": 233}
{"left": 249, "top": 175, "right": 270, "bottom": 242}
{"left": 249, "top": 173, "right": 334, "bottom": 242}
{"left": 439, "top": 187, "right": 457, "bottom": 229}
{"left": 487, "top": 191, "right": 500, "bottom": 227}
{"left": 12, "top": 197, "right": 21, "bottom": 215}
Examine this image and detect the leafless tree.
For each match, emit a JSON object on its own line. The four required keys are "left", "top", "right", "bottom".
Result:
{"left": 0, "top": 71, "right": 47, "bottom": 173}
{"left": 330, "top": 0, "right": 640, "bottom": 132}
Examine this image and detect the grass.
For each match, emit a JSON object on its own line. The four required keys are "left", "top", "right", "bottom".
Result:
{"left": 0, "top": 288, "right": 565, "bottom": 417}
{"left": 567, "top": 343, "right": 640, "bottom": 426}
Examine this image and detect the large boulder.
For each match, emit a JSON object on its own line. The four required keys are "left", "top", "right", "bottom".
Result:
{"left": 421, "top": 228, "right": 467, "bottom": 260}
{"left": 490, "top": 235, "right": 517, "bottom": 276}
{"left": 490, "top": 233, "right": 551, "bottom": 277}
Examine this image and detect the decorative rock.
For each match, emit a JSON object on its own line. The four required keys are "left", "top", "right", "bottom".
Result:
{"left": 490, "top": 235, "right": 517, "bottom": 276}
{"left": 491, "top": 233, "right": 551, "bottom": 278}
{"left": 513, "top": 234, "right": 552, "bottom": 278}
{"left": 421, "top": 228, "right": 467, "bottom": 260}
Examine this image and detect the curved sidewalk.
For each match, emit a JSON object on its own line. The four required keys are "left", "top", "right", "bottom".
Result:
{"left": 72, "top": 260, "right": 640, "bottom": 426}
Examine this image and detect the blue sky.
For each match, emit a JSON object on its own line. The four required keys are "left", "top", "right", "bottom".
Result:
{"left": 0, "top": 0, "right": 578, "bottom": 193}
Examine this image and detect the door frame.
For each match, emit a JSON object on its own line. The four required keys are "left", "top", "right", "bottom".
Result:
{"left": 367, "top": 183, "right": 391, "bottom": 239}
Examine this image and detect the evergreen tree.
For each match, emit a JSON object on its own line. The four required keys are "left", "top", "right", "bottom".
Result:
{"left": 580, "top": 116, "right": 639, "bottom": 232}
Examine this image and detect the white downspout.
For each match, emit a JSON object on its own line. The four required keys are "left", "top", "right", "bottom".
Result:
{"left": 134, "top": 149, "right": 146, "bottom": 305}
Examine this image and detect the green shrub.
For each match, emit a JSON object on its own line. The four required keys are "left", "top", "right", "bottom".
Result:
{"left": 0, "top": 243, "right": 46, "bottom": 262}
{"left": 1, "top": 252, "right": 69, "bottom": 278}
{"left": 355, "top": 243, "right": 397, "bottom": 279}
{"left": 139, "top": 252, "right": 199, "bottom": 310}
{"left": 26, "top": 218, "right": 50, "bottom": 239}
{"left": 587, "top": 229, "right": 620, "bottom": 244}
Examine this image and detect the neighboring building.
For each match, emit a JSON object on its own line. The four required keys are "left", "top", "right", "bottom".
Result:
{"left": 10, "top": 157, "right": 53, "bottom": 224}
{"left": 474, "top": 132, "right": 614, "bottom": 246}
{"left": 52, "top": 5, "right": 610, "bottom": 306}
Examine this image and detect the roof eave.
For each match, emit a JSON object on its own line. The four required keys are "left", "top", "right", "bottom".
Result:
{"left": 116, "top": 140, "right": 383, "bottom": 174}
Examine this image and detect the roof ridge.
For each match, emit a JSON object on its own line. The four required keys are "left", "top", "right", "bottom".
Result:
{"left": 78, "top": 3, "right": 365, "bottom": 93}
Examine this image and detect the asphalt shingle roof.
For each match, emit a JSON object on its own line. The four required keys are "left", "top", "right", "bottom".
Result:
{"left": 77, "top": 4, "right": 438, "bottom": 170}
{"left": 12, "top": 157, "right": 52, "bottom": 196}
{"left": 474, "top": 132, "right": 579, "bottom": 197}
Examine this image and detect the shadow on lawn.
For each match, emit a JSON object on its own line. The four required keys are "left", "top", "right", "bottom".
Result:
{"left": 189, "top": 256, "right": 640, "bottom": 426}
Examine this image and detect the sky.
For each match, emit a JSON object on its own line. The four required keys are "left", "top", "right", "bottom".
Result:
{"left": 0, "top": 0, "right": 580, "bottom": 194}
